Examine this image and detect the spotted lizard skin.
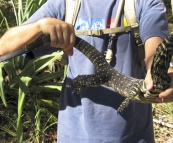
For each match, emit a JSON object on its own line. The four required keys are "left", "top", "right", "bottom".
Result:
{"left": 67, "top": 34, "right": 173, "bottom": 112}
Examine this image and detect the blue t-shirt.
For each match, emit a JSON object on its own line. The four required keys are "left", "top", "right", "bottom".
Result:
{"left": 25, "top": 0, "right": 169, "bottom": 142}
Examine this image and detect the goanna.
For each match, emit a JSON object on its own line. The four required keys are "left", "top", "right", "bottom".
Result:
{"left": 67, "top": 34, "right": 173, "bottom": 112}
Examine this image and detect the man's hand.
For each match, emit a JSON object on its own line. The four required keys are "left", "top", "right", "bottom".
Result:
{"left": 144, "top": 36, "right": 173, "bottom": 103}
{"left": 37, "top": 18, "right": 76, "bottom": 56}
{"left": 145, "top": 68, "right": 173, "bottom": 102}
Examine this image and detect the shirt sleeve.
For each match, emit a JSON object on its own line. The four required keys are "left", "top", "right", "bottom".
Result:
{"left": 24, "top": 0, "right": 66, "bottom": 59}
{"left": 136, "top": 0, "right": 169, "bottom": 43}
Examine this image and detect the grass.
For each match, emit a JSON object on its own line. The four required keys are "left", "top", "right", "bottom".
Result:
{"left": 153, "top": 103, "right": 173, "bottom": 142}
{"left": 0, "top": 99, "right": 58, "bottom": 142}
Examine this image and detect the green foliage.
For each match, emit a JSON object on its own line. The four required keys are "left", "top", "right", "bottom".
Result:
{"left": 17, "top": 76, "right": 31, "bottom": 143}
{"left": 0, "top": 0, "right": 15, "bottom": 36}
{"left": 0, "top": 0, "right": 64, "bottom": 141}
{"left": 0, "top": 10, "right": 9, "bottom": 36}
{"left": 164, "top": 0, "right": 173, "bottom": 22}
{"left": 0, "top": 62, "right": 7, "bottom": 107}
{"left": 0, "top": 0, "right": 47, "bottom": 35}
{"left": 0, "top": 10, "right": 9, "bottom": 29}
{"left": 10, "top": 0, "right": 47, "bottom": 25}
{"left": 0, "top": 51, "right": 64, "bottom": 142}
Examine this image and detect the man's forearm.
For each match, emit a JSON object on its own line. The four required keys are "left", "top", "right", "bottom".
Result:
{"left": 144, "top": 36, "right": 164, "bottom": 70}
{"left": 0, "top": 17, "right": 76, "bottom": 56}
{"left": 0, "top": 21, "right": 41, "bottom": 56}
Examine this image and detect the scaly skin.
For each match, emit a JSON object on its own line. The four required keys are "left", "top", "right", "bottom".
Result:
{"left": 67, "top": 35, "right": 173, "bottom": 112}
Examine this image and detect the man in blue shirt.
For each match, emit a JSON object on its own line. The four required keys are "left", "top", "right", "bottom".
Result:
{"left": 0, "top": 0, "right": 173, "bottom": 142}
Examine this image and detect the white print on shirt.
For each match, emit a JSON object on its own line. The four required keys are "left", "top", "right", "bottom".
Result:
{"left": 75, "top": 18, "right": 106, "bottom": 30}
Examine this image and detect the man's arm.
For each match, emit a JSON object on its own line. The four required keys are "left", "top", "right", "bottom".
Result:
{"left": 144, "top": 36, "right": 163, "bottom": 90}
{"left": 0, "top": 18, "right": 76, "bottom": 56}
{"left": 144, "top": 37, "right": 173, "bottom": 102}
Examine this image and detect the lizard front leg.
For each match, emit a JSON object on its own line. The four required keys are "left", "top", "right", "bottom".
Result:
{"left": 67, "top": 72, "right": 110, "bottom": 94}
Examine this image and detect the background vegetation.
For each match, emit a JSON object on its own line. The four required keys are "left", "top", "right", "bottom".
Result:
{"left": 0, "top": 0, "right": 173, "bottom": 142}
{"left": 0, "top": 0, "right": 63, "bottom": 142}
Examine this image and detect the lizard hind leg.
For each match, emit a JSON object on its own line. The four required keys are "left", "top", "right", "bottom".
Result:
{"left": 117, "top": 98, "right": 131, "bottom": 112}
{"left": 117, "top": 94, "right": 136, "bottom": 112}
